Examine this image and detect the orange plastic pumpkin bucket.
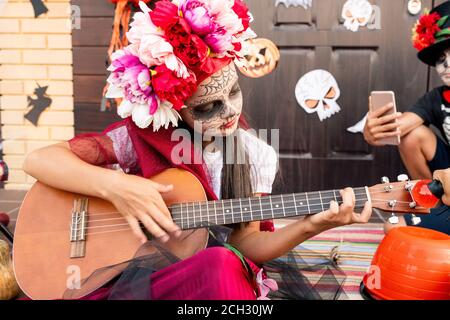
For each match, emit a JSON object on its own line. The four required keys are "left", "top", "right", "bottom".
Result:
{"left": 362, "top": 227, "right": 450, "bottom": 300}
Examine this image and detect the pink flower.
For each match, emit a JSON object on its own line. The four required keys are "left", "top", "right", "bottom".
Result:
{"left": 255, "top": 269, "right": 278, "bottom": 300}
{"left": 180, "top": 0, "right": 215, "bottom": 36}
{"left": 178, "top": 0, "right": 252, "bottom": 56}
{"left": 106, "top": 49, "right": 158, "bottom": 114}
{"left": 127, "top": 2, "right": 189, "bottom": 78}
{"left": 204, "top": 28, "right": 233, "bottom": 53}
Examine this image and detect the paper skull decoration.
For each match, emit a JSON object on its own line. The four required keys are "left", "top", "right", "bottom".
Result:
{"left": 295, "top": 70, "right": 341, "bottom": 121}
{"left": 407, "top": 0, "right": 422, "bottom": 16}
{"left": 239, "top": 38, "right": 280, "bottom": 78}
{"left": 275, "top": 0, "right": 312, "bottom": 10}
{"left": 341, "top": 0, "right": 373, "bottom": 32}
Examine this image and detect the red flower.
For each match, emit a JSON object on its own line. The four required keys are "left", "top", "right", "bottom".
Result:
{"left": 413, "top": 12, "right": 442, "bottom": 51}
{"left": 417, "top": 12, "right": 441, "bottom": 34}
{"left": 175, "top": 34, "right": 210, "bottom": 73}
{"left": 149, "top": 0, "right": 179, "bottom": 29}
{"left": 232, "top": 0, "right": 251, "bottom": 32}
{"left": 164, "top": 17, "right": 192, "bottom": 45}
{"left": 152, "top": 65, "right": 198, "bottom": 110}
{"left": 157, "top": 11, "right": 210, "bottom": 73}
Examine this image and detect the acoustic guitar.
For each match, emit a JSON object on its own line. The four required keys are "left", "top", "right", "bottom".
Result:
{"left": 12, "top": 169, "right": 430, "bottom": 300}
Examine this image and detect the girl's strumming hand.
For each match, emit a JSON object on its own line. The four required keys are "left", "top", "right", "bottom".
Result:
{"left": 104, "top": 171, "right": 181, "bottom": 244}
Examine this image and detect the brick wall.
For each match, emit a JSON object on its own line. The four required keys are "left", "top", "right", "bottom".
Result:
{"left": 0, "top": 0, "right": 74, "bottom": 190}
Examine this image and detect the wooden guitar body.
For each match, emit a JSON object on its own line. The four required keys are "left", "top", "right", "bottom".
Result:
{"left": 13, "top": 169, "right": 209, "bottom": 300}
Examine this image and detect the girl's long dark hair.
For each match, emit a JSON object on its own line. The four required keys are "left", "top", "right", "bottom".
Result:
{"left": 220, "top": 114, "right": 255, "bottom": 230}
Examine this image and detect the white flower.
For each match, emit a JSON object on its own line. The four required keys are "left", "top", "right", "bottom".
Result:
{"left": 117, "top": 99, "right": 134, "bottom": 118}
{"left": 131, "top": 103, "right": 153, "bottom": 129}
{"left": 150, "top": 100, "right": 182, "bottom": 132}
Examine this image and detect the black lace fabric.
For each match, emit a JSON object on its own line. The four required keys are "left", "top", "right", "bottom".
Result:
{"left": 63, "top": 225, "right": 346, "bottom": 300}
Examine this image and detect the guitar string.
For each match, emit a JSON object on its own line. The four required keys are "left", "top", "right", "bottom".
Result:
{"left": 81, "top": 197, "right": 371, "bottom": 227}
{"left": 80, "top": 187, "right": 403, "bottom": 218}
{"left": 80, "top": 201, "right": 404, "bottom": 237}
{"left": 82, "top": 192, "right": 419, "bottom": 225}
{"left": 72, "top": 199, "right": 413, "bottom": 233}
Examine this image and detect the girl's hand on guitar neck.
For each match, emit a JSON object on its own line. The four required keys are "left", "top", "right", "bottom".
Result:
{"left": 106, "top": 171, "right": 182, "bottom": 244}
{"left": 304, "top": 188, "right": 372, "bottom": 232}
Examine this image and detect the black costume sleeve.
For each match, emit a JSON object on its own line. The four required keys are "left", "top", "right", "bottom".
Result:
{"left": 407, "top": 88, "right": 442, "bottom": 126}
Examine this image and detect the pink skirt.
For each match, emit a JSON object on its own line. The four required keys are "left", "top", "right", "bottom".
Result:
{"left": 80, "top": 246, "right": 262, "bottom": 300}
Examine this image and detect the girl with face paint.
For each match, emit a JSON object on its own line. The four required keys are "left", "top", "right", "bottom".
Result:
{"left": 182, "top": 63, "right": 244, "bottom": 140}
{"left": 364, "top": 1, "right": 450, "bottom": 235}
{"left": 20, "top": 0, "right": 370, "bottom": 300}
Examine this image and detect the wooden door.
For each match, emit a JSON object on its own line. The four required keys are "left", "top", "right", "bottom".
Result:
{"left": 238, "top": 0, "right": 433, "bottom": 193}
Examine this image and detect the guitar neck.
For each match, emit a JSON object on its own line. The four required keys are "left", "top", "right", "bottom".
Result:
{"left": 170, "top": 187, "right": 370, "bottom": 230}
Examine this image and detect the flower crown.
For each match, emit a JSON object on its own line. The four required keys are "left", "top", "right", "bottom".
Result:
{"left": 412, "top": 10, "right": 450, "bottom": 51}
{"left": 106, "top": 0, "right": 256, "bottom": 131}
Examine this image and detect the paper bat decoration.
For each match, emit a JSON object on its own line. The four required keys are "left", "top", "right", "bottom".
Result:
{"left": 29, "top": 0, "right": 49, "bottom": 18}
{"left": 275, "top": 0, "right": 312, "bottom": 10}
{"left": 25, "top": 84, "right": 52, "bottom": 126}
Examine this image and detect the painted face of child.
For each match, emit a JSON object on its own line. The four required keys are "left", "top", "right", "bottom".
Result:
{"left": 436, "top": 48, "right": 450, "bottom": 86}
{"left": 181, "top": 63, "right": 243, "bottom": 138}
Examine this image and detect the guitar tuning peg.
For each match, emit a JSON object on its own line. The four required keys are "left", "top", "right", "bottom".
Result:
{"left": 381, "top": 176, "right": 390, "bottom": 184}
{"left": 397, "top": 174, "right": 409, "bottom": 182}
{"left": 388, "top": 213, "right": 399, "bottom": 225}
{"left": 411, "top": 214, "right": 422, "bottom": 226}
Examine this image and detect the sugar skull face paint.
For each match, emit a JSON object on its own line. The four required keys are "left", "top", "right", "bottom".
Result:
{"left": 436, "top": 48, "right": 450, "bottom": 86}
{"left": 295, "top": 69, "right": 341, "bottom": 121}
{"left": 181, "top": 63, "right": 243, "bottom": 138}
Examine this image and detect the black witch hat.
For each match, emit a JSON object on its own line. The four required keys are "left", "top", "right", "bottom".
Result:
{"left": 415, "top": 1, "right": 450, "bottom": 66}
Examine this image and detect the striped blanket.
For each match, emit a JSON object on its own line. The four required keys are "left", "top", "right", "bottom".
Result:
{"left": 269, "top": 223, "right": 385, "bottom": 300}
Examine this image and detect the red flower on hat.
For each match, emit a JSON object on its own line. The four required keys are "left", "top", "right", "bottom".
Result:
{"left": 152, "top": 65, "right": 198, "bottom": 110}
{"left": 412, "top": 11, "right": 445, "bottom": 51}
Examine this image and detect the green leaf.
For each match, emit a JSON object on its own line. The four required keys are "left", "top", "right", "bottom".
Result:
{"left": 223, "top": 243, "right": 250, "bottom": 273}
{"left": 438, "top": 15, "right": 449, "bottom": 27}
{"left": 436, "top": 28, "right": 450, "bottom": 38}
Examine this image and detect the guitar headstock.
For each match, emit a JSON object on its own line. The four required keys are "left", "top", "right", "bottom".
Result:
{"left": 368, "top": 176, "right": 431, "bottom": 215}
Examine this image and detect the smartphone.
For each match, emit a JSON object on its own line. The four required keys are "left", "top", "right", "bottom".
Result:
{"left": 370, "top": 91, "right": 400, "bottom": 146}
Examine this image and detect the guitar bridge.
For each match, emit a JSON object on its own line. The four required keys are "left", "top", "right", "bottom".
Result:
{"left": 70, "top": 197, "right": 89, "bottom": 258}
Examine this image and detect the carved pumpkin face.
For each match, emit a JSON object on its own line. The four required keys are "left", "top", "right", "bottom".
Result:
{"left": 239, "top": 38, "right": 280, "bottom": 78}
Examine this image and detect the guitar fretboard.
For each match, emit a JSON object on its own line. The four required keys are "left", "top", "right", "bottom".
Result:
{"left": 170, "top": 187, "right": 369, "bottom": 230}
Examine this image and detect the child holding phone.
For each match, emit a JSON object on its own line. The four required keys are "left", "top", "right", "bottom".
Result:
{"left": 364, "top": 2, "right": 450, "bottom": 234}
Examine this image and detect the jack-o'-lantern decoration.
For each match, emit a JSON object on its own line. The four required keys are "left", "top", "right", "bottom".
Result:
{"left": 239, "top": 38, "right": 280, "bottom": 78}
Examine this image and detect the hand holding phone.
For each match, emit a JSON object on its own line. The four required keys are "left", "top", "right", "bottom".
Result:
{"left": 364, "top": 91, "right": 402, "bottom": 146}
